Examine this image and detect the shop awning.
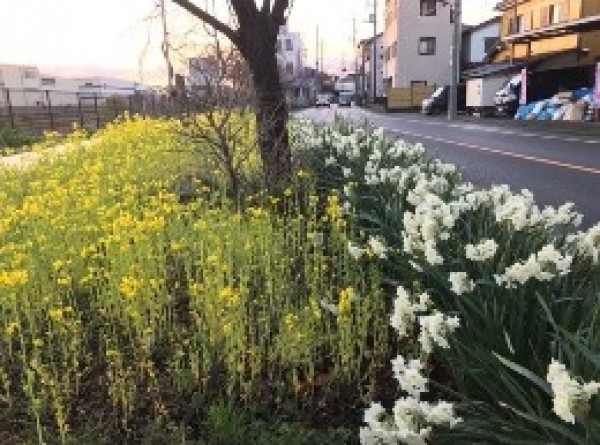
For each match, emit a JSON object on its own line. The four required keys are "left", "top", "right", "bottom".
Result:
{"left": 464, "top": 60, "right": 525, "bottom": 79}
{"left": 463, "top": 49, "right": 582, "bottom": 79}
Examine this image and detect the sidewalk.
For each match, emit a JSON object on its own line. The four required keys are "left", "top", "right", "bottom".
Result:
{"left": 459, "top": 115, "right": 600, "bottom": 138}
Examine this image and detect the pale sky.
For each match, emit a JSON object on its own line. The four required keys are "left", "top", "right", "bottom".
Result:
{"left": 0, "top": 0, "right": 497, "bottom": 85}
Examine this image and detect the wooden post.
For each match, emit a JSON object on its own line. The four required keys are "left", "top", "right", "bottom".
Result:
{"left": 77, "top": 95, "right": 84, "bottom": 129}
{"left": 94, "top": 94, "right": 100, "bottom": 129}
{"left": 6, "top": 89, "right": 15, "bottom": 129}
{"left": 45, "top": 90, "right": 54, "bottom": 130}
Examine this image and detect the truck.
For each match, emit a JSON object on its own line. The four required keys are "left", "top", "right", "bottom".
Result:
{"left": 466, "top": 75, "right": 512, "bottom": 116}
{"left": 421, "top": 84, "right": 467, "bottom": 115}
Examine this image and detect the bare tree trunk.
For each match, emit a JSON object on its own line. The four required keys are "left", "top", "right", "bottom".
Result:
{"left": 172, "top": 0, "right": 294, "bottom": 193}
{"left": 250, "top": 56, "right": 292, "bottom": 193}
{"left": 235, "top": 12, "right": 292, "bottom": 193}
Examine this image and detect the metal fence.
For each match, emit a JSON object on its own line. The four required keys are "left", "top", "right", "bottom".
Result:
{"left": 0, "top": 88, "right": 189, "bottom": 135}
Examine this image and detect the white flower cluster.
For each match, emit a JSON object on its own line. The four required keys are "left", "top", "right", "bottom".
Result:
{"left": 391, "top": 356, "right": 428, "bottom": 397}
{"left": 547, "top": 359, "right": 600, "bottom": 424}
{"left": 418, "top": 311, "right": 460, "bottom": 354}
{"left": 568, "top": 222, "right": 600, "bottom": 265}
{"left": 361, "top": 398, "right": 461, "bottom": 445}
{"left": 403, "top": 192, "right": 458, "bottom": 265}
{"left": 369, "top": 236, "right": 389, "bottom": 259}
{"left": 390, "top": 286, "right": 430, "bottom": 339}
{"left": 448, "top": 272, "right": 475, "bottom": 296}
{"left": 363, "top": 286, "right": 461, "bottom": 444}
{"left": 465, "top": 239, "right": 498, "bottom": 262}
{"left": 289, "top": 120, "right": 595, "bottom": 444}
{"left": 495, "top": 244, "right": 573, "bottom": 288}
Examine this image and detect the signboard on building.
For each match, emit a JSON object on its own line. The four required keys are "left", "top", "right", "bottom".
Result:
{"left": 520, "top": 68, "right": 527, "bottom": 106}
{"left": 594, "top": 62, "right": 600, "bottom": 108}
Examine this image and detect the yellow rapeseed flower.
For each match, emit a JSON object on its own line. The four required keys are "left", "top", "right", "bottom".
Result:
{"left": 4, "top": 322, "right": 18, "bottom": 336}
{"left": 119, "top": 276, "right": 143, "bottom": 300}
{"left": 338, "top": 287, "right": 354, "bottom": 316}
{"left": 0, "top": 270, "right": 28, "bottom": 287}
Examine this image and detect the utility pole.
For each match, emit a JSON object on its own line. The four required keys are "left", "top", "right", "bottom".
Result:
{"left": 316, "top": 25, "right": 320, "bottom": 74}
{"left": 372, "top": 0, "right": 378, "bottom": 104}
{"left": 448, "top": 0, "right": 462, "bottom": 120}
{"left": 160, "top": 0, "right": 174, "bottom": 93}
{"left": 320, "top": 40, "right": 324, "bottom": 77}
{"left": 353, "top": 17, "right": 359, "bottom": 103}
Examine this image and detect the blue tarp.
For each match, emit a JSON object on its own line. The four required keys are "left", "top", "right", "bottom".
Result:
{"left": 515, "top": 87, "right": 592, "bottom": 121}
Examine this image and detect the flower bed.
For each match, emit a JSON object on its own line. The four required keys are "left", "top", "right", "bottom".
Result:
{"left": 0, "top": 117, "right": 390, "bottom": 444}
{"left": 292, "top": 118, "right": 599, "bottom": 445}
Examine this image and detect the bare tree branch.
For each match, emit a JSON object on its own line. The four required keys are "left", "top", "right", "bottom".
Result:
{"left": 172, "top": 0, "right": 239, "bottom": 43}
{"left": 271, "top": 0, "right": 290, "bottom": 26}
{"left": 262, "top": 0, "right": 272, "bottom": 14}
{"left": 229, "top": 0, "right": 259, "bottom": 30}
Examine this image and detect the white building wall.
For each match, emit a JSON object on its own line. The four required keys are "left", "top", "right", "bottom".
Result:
{"left": 383, "top": 0, "right": 399, "bottom": 89}
{"left": 277, "top": 26, "right": 303, "bottom": 82}
{"left": 467, "top": 22, "right": 500, "bottom": 64}
{"left": 385, "top": 0, "right": 453, "bottom": 88}
{"left": 0, "top": 64, "right": 44, "bottom": 107}
{"left": 40, "top": 76, "right": 81, "bottom": 106}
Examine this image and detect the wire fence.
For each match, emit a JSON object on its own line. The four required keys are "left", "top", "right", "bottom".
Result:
{"left": 0, "top": 88, "right": 193, "bottom": 135}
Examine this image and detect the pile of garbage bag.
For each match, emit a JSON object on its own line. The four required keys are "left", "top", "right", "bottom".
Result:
{"left": 515, "top": 87, "right": 593, "bottom": 121}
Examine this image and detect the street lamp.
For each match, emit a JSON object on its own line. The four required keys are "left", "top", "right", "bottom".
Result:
{"left": 439, "top": 0, "right": 462, "bottom": 121}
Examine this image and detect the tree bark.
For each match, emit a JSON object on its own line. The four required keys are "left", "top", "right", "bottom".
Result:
{"left": 249, "top": 57, "right": 292, "bottom": 193}
{"left": 236, "top": 15, "right": 292, "bottom": 193}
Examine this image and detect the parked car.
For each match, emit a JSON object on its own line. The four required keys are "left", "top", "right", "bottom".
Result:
{"left": 338, "top": 92, "right": 353, "bottom": 107}
{"left": 315, "top": 93, "right": 331, "bottom": 108}
{"left": 494, "top": 74, "right": 522, "bottom": 116}
{"left": 421, "top": 84, "right": 466, "bottom": 115}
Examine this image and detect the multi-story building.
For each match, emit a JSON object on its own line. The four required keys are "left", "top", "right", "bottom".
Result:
{"left": 494, "top": 0, "right": 600, "bottom": 65}
{"left": 276, "top": 25, "right": 317, "bottom": 107}
{"left": 490, "top": 0, "right": 600, "bottom": 100}
{"left": 359, "top": 33, "right": 385, "bottom": 101}
{"left": 383, "top": 0, "right": 454, "bottom": 89}
{"left": 462, "top": 17, "right": 502, "bottom": 67}
{"left": 276, "top": 25, "right": 304, "bottom": 82}
{"left": 0, "top": 64, "right": 45, "bottom": 107}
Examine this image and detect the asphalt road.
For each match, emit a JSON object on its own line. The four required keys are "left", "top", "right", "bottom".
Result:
{"left": 299, "top": 106, "right": 600, "bottom": 228}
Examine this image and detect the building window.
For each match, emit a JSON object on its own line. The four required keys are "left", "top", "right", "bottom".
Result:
{"left": 23, "top": 69, "right": 37, "bottom": 79}
{"left": 285, "top": 62, "right": 294, "bottom": 76}
{"left": 41, "top": 77, "right": 56, "bottom": 86}
{"left": 549, "top": 4, "right": 562, "bottom": 24}
{"left": 418, "top": 37, "right": 436, "bottom": 55}
{"left": 484, "top": 37, "right": 497, "bottom": 54}
{"left": 420, "top": 0, "right": 436, "bottom": 16}
{"left": 286, "top": 39, "right": 293, "bottom": 51}
{"left": 516, "top": 15, "right": 524, "bottom": 33}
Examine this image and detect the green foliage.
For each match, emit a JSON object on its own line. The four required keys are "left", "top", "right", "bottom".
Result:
{"left": 202, "top": 404, "right": 354, "bottom": 445}
{"left": 0, "top": 126, "right": 37, "bottom": 155}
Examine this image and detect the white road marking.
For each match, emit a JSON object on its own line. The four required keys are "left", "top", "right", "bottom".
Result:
{"left": 346, "top": 108, "right": 600, "bottom": 145}
{"left": 389, "top": 128, "right": 600, "bottom": 176}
